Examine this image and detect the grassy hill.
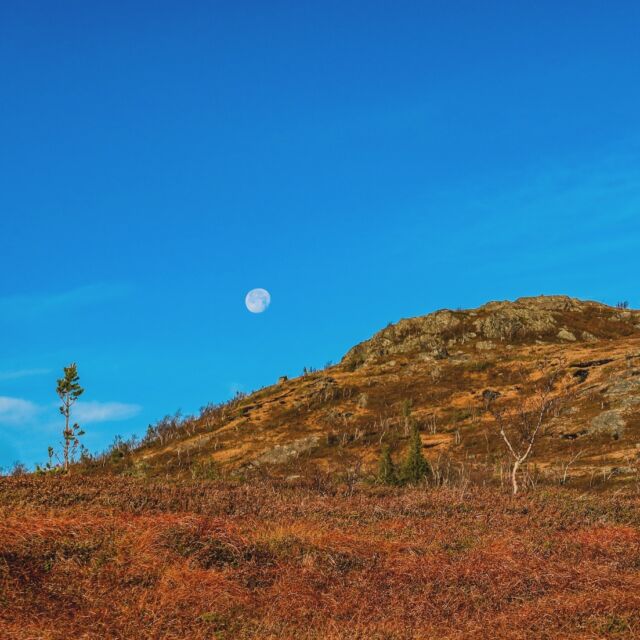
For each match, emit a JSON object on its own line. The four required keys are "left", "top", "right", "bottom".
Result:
{"left": 111, "top": 295, "right": 640, "bottom": 491}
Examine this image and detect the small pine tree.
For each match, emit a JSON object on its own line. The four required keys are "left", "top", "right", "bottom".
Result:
{"left": 377, "top": 446, "right": 397, "bottom": 485}
{"left": 56, "top": 363, "right": 85, "bottom": 472}
{"left": 402, "top": 424, "right": 430, "bottom": 485}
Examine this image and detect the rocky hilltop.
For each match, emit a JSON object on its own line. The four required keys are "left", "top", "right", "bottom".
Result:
{"left": 343, "top": 295, "right": 640, "bottom": 367}
{"left": 125, "top": 296, "right": 640, "bottom": 489}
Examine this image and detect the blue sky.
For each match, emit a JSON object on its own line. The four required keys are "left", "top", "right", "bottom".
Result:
{"left": 1, "top": 1, "right": 639, "bottom": 469}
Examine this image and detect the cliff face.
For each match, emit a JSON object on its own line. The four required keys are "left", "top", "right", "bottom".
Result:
{"left": 130, "top": 296, "right": 640, "bottom": 488}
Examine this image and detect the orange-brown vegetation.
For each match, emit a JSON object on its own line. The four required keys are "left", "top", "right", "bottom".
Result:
{"left": 4, "top": 297, "right": 640, "bottom": 638}
{"left": 2, "top": 475, "right": 640, "bottom": 639}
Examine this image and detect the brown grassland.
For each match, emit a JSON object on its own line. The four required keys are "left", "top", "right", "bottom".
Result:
{"left": 1, "top": 474, "right": 640, "bottom": 639}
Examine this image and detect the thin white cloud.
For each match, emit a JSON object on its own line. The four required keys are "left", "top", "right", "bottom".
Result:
{"left": 0, "top": 397, "right": 39, "bottom": 424}
{"left": 0, "top": 368, "right": 51, "bottom": 381}
{"left": 74, "top": 401, "right": 141, "bottom": 424}
{"left": 0, "top": 397, "right": 140, "bottom": 427}
{"left": 0, "top": 283, "right": 132, "bottom": 320}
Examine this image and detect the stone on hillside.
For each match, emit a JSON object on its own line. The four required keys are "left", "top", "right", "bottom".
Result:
{"left": 253, "top": 435, "right": 320, "bottom": 466}
{"left": 433, "top": 345, "right": 449, "bottom": 359}
{"left": 607, "top": 378, "right": 640, "bottom": 397}
{"left": 557, "top": 328, "right": 576, "bottom": 342}
{"left": 590, "top": 410, "right": 625, "bottom": 438}
{"left": 473, "top": 307, "right": 557, "bottom": 342}
{"left": 476, "top": 341, "right": 495, "bottom": 351}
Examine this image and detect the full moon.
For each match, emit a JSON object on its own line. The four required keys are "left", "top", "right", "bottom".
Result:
{"left": 245, "top": 288, "right": 271, "bottom": 313}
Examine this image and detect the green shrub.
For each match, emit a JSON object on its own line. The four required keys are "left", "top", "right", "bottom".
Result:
{"left": 377, "top": 446, "right": 398, "bottom": 485}
{"left": 401, "top": 425, "right": 431, "bottom": 485}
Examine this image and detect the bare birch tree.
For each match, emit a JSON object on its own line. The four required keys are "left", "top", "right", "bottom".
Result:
{"left": 490, "top": 374, "right": 565, "bottom": 495}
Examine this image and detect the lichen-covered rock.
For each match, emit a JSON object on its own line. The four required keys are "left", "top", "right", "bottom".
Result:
{"left": 253, "top": 435, "right": 320, "bottom": 466}
{"left": 608, "top": 378, "right": 640, "bottom": 395}
{"left": 297, "top": 377, "right": 343, "bottom": 407}
{"left": 342, "top": 310, "right": 460, "bottom": 366}
{"left": 605, "top": 377, "right": 640, "bottom": 409}
{"left": 557, "top": 328, "right": 577, "bottom": 342}
{"left": 473, "top": 306, "right": 557, "bottom": 341}
{"left": 590, "top": 410, "right": 625, "bottom": 437}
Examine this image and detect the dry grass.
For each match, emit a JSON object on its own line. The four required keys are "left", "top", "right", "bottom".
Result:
{"left": 2, "top": 475, "right": 640, "bottom": 639}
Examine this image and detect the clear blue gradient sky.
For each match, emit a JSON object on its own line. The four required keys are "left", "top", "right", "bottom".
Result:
{"left": 1, "top": 1, "right": 639, "bottom": 468}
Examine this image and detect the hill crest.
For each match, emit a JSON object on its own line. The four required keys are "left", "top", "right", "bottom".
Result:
{"left": 343, "top": 295, "right": 639, "bottom": 367}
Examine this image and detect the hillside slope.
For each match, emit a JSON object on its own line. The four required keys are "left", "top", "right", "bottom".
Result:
{"left": 130, "top": 296, "right": 640, "bottom": 487}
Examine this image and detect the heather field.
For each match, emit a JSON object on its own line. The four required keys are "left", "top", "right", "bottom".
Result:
{"left": 2, "top": 476, "right": 640, "bottom": 639}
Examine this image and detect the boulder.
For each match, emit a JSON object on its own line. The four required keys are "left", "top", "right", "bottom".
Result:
{"left": 590, "top": 410, "right": 625, "bottom": 438}
{"left": 473, "top": 307, "right": 557, "bottom": 341}
{"left": 253, "top": 435, "right": 320, "bottom": 466}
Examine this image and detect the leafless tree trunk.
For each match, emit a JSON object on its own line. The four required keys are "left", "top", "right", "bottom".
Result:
{"left": 499, "top": 409, "right": 545, "bottom": 495}
{"left": 62, "top": 396, "right": 71, "bottom": 471}
{"left": 491, "top": 375, "right": 565, "bottom": 495}
{"left": 560, "top": 449, "right": 583, "bottom": 485}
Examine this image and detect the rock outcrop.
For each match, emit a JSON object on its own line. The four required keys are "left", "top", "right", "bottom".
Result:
{"left": 342, "top": 296, "right": 639, "bottom": 368}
